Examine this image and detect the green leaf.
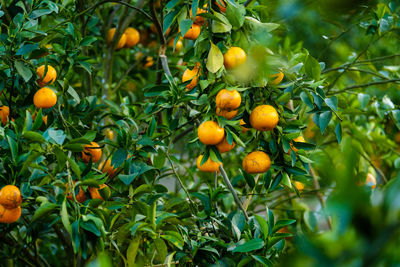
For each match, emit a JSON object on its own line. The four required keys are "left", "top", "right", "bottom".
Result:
{"left": 153, "top": 238, "right": 168, "bottom": 263}
{"left": 232, "top": 238, "right": 264, "bottom": 253}
{"left": 32, "top": 109, "right": 43, "bottom": 130}
{"left": 32, "top": 202, "right": 58, "bottom": 222}
{"left": 6, "top": 135, "right": 18, "bottom": 163}
{"left": 335, "top": 123, "right": 342, "bottom": 143}
{"left": 61, "top": 199, "right": 72, "bottom": 234}
{"left": 272, "top": 219, "right": 296, "bottom": 232}
{"left": 161, "top": 232, "right": 184, "bottom": 250}
{"left": 305, "top": 55, "right": 321, "bottom": 81}
{"left": 15, "top": 61, "right": 33, "bottom": 82}
{"left": 212, "top": 13, "right": 232, "bottom": 33}
{"left": 226, "top": 3, "right": 246, "bottom": 29}
{"left": 325, "top": 96, "right": 338, "bottom": 111}
{"left": 254, "top": 215, "right": 269, "bottom": 240}
{"left": 206, "top": 42, "right": 224, "bottom": 73}
{"left": 357, "top": 93, "right": 370, "bottom": 109}
{"left": 179, "top": 19, "right": 193, "bottom": 37}
{"left": 22, "top": 131, "right": 47, "bottom": 143}
{"left": 319, "top": 111, "right": 332, "bottom": 134}
{"left": 67, "top": 157, "right": 81, "bottom": 178}
{"left": 251, "top": 255, "right": 273, "bottom": 267}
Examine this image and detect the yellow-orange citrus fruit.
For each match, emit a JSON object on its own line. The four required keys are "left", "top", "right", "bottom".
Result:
{"left": 216, "top": 136, "right": 235, "bottom": 153}
{"left": 290, "top": 136, "right": 306, "bottom": 153}
{"left": 269, "top": 72, "right": 284, "bottom": 85}
{"left": 36, "top": 65, "right": 57, "bottom": 87}
{"left": 65, "top": 181, "right": 86, "bottom": 203}
{"left": 216, "top": 107, "right": 238, "bottom": 120}
{"left": 196, "top": 155, "right": 222, "bottom": 172}
{"left": 105, "top": 129, "right": 114, "bottom": 140}
{"left": 182, "top": 65, "right": 200, "bottom": 90}
{"left": 107, "top": 28, "right": 127, "bottom": 49}
{"left": 99, "top": 159, "right": 118, "bottom": 177}
{"left": 89, "top": 184, "right": 111, "bottom": 200}
{"left": 250, "top": 105, "right": 279, "bottom": 131}
{"left": 144, "top": 56, "right": 154, "bottom": 68}
{"left": 190, "top": 7, "right": 206, "bottom": 25}
{"left": 0, "top": 185, "right": 22, "bottom": 209}
{"left": 81, "top": 141, "right": 102, "bottom": 163}
{"left": 242, "top": 151, "right": 271, "bottom": 174}
{"left": 124, "top": 27, "right": 140, "bottom": 48}
{"left": 215, "top": 0, "right": 226, "bottom": 12}
{"left": 168, "top": 38, "right": 183, "bottom": 52}
{"left": 33, "top": 87, "right": 57, "bottom": 109}
{"left": 240, "top": 119, "right": 250, "bottom": 132}
{"left": 0, "top": 106, "right": 10, "bottom": 125}
{"left": 198, "top": 121, "right": 225, "bottom": 145}
{"left": 224, "top": 47, "right": 247, "bottom": 69}
{"left": 183, "top": 24, "right": 201, "bottom": 40}
{"left": 216, "top": 89, "right": 241, "bottom": 110}
{"left": 0, "top": 205, "right": 21, "bottom": 224}
{"left": 293, "top": 181, "right": 305, "bottom": 191}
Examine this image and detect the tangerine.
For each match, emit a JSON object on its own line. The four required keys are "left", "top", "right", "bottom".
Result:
{"left": 33, "top": 87, "right": 57, "bottom": 109}
{"left": 216, "top": 107, "right": 238, "bottom": 120}
{"left": 250, "top": 105, "right": 279, "bottom": 131}
{"left": 89, "top": 184, "right": 111, "bottom": 200}
{"left": 216, "top": 136, "right": 235, "bottom": 153}
{"left": 242, "top": 151, "right": 271, "bottom": 174}
{"left": 65, "top": 181, "right": 86, "bottom": 203}
{"left": 224, "top": 47, "right": 246, "bottom": 69}
{"left": 81, "top": 141, "right": 102, "bottom": 163}
{"left": 198, "top": 121, "right": 225, "bottom": 145}
{"left": 197, "top": 155, "right": 222, "bottom": 172}
{"left": 215, "top": 89, "right": 241, "bottom": 110}
{"left": 124, "top": 27, "right": 140, "bottom": 48}
{"left": 183, "top": 24, "right": 201, "bottom": 40}
{"left": 36, "top": 65, "right": 57, "bottom": 87}
{"left": 269, "top": 72, "right": 284, "bottom": 85}
{"left": 0, "top": 185, "right": 22, "bottom": 209}
{"left": 0, "top": 205, "right": 21, "bottom": 224}
{"left": 107, "top": 28, "right": 127, "bottom": 49}
{"left": 0, "top": 106, "right": 10, "bottom": 125}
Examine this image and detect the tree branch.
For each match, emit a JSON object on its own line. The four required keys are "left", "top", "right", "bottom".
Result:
{"left": 328, "top": 79, "right": 400, "bottom": 95}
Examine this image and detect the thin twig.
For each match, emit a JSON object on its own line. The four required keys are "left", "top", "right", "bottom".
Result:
{"left": 328, "top": 79, "right": 400, "bottom": 95}
{"left": 243, "top": 174, "right": 260, "bottom": 211}
{"left": 219, "top": 165, "right": 249, "bottom": 220}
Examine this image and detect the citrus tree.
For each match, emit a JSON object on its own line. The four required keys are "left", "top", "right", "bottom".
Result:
{"left": 1, "top": 0, "right": 400, "bottom": 266}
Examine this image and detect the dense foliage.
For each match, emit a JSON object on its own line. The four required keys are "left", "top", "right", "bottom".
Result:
{"left": 0, "top": 0, "right": 400, "bottom": 266}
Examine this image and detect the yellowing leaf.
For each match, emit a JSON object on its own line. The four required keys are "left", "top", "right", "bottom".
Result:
{"left": 206, "top": 42, "right": 224, "bottom": 73}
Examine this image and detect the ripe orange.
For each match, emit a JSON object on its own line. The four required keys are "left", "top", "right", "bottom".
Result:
{"left": 0, "top": 205, "right": 21, "bottom": 224}
{"left": 290, "top": 136, "right": 306, "bottom": 153}
{"left": 240, "top": 119, "right": 250, "bottom": 132}
{"left": 105, "top": 129, "right": 114, "bottom": 140}
{"left": 196, "top": 155, "right": 222, "bottom": 172}
{"left": 81, "top": 141, "right": 102, "bottom": 163}
{"left": 293, "top": 181, "right": 304, "bottom": 191}
{"left": 216, "top": 136, "right": 235, "bottom": 153}
{"left": 107, "top": 28, "right": 127, "bottom": 49}
{"left": 190, "top": 6, "right": 206, "bottom": 25}
{"left": 224, "top": 47, "right": 247, "bottom": 69}
{"left": 198, "top": 121, "right": 225, "bottom": 145}
{"left": 65, "top": 181, "right": 86, "bottom": 203}
{"left": 0, "top": 106, "right": 10, "bottom": 125}
{"left": 36, "top": 65, "right": 57, "bottom": 87}
{"left": 183, "top": 24, "right": 201, "bottom": 40}
{"left": 216, "top": 107, "right": 238, "bottom": 120}
{"left": 269, "top": 72, "right": 284, "bottom": 85}
{"left": 242, "top": 151, "right": 271, "bottom": 174}
{"left": 124, "top": 27, "right": 140, "bottom": 48}
{"left": 99, "top": 159, "right": 118, "bottom": 177}
{"left": 216, "top": 89, "right": 241, "bottom": 110}
{"left": 215, "top": 0, "right": 226, "bottom": 12}
{"left": 89, "top": 184, "right": 111, "bottom": 200}
{"left": 168, "top": 37, "right": 183, "bottom": 52}
{"left": 33, "top": 87, "right": 57, "bottom": 109}
{"left": 250, "top": 105, "right": 279, "bottom": 131}
{"left": 182, "top": 64, "right": 200, "bottom": 90}
{"left": 144, "top": 56, "right": 154, "bottom": 68}
{"left": 0, "top": 185, "right": 22, "bottom": 209}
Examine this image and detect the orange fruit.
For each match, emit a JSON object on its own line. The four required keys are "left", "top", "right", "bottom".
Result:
{"left": 293, "top": 181, "right": 304, "bottom": 191}
{"left": 240, "top": 119, "right": 250, "bottom": 132}
{"left": 250, "top": 105, "right": 279, "bottom": 131}
{"left": 107, "top": 28, "right": 127, "bottom": 49}
{"left": 105, "top": 129, "right": 114, "bottom": 140}
{"left": 215, "top": 0, "right": 226, "bottom": 12}
{"left": 197, "top": 155, "right": 222, "bottom": 172}
{"left": 182, "top": 64, "right": 200, "bottom": 90}
{"left": 89, "top": 184, "right": 111, "bottom": 200}
{"left": 198, "top": 121, "right": 225, "bottom": 145}
{"left": 124, "top": 27, "right": 140, "bottom": 48}
{"left": 190, "top": 6, "right": 206, "bottom": 25}
{"left": 216, "top": 136, "right": 235, "bottom": 153}
{"left": 0, "top": 185, "right": 22, "bottom": 209}
{"left": 36, "top": 65, "right": 57, "bottom": 87}
{"left": 269, "top": 72, "right": 284, "bottom": 85}
{"left": 183, "top": 24, "right": 201, "bottom": 40}
{"left": 224, "top": 47, "right": 247, "bottom": 69}
{"left": 216, "top": 107, "right": 238, "bottom": 120}
{"left": 99, "top": 159, "right": 118, "bottom": 177}
{"left": 168, "top": 38, "right": 183, "bottom": 52}
{"left": 242, "top": 151, "right": 271, "bottom": 174}
{"left": 0, "top": 205, "right": 21, "bottom": 224}
{"left": 216, "top": 89, "right": 241, "bottom": 110}
{"left": 290, "top": 136, "right": 306, "bottom": 153}
{"left": 144, "top": 56, "right": 154, "bottom": 68}
{"left": 0, "top": 106, "right": 10, "bottom": 125}
{"left": 65, "top": 181, "right": 86, "bottom": 203}
{"left": 33, "top": 87, "right": 57, "bottom": 109}
{"left": 81, "top": 141, "right": 102, "bottom": 163}
{"left": 43, "top": 115, "right": 48, "bottom": 126}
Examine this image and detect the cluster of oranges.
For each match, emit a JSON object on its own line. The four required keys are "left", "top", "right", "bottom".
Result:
{"left": 0, "top": 185, "right": 22, "bottom": 224}
{"left": 107, "top": 27, "right": 140, "bottom": 50}
{"left": 34, "top": 65, "right": 58, "bottom": 110}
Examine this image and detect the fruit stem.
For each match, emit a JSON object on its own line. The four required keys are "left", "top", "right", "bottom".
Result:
{"left": 219, "top": 165, "right": 250, "bottom": 220}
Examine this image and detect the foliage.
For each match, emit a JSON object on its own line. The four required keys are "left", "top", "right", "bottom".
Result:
{"left": 0, "top": 0, "right": 400, "bottom": 266}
